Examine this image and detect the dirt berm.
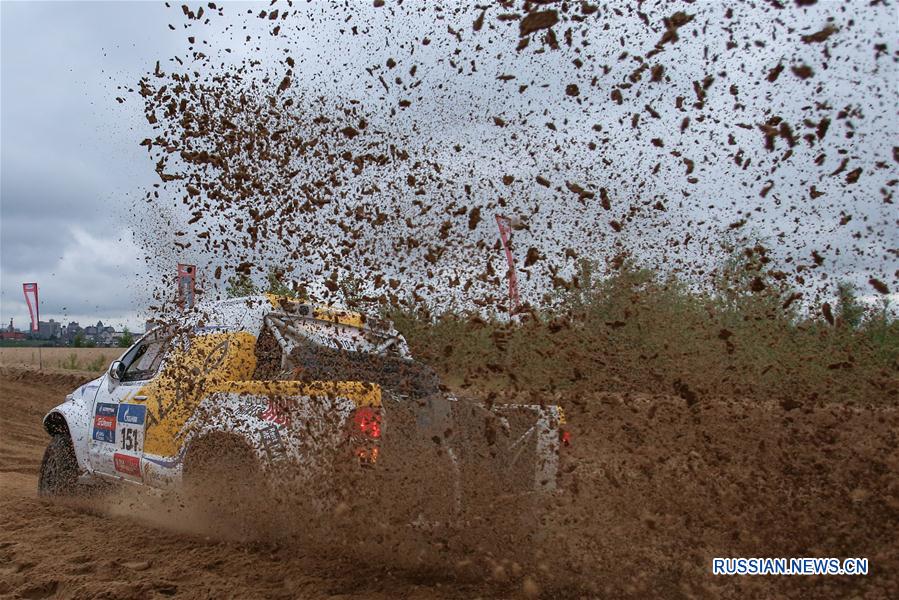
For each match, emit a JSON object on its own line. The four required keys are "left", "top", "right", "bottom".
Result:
{"left": 0, "top": 367, "right": 896, "bottom": 598}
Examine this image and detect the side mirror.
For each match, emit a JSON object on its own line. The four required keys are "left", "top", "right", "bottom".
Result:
{"left": 109, "top": 360, "right": 125, "bottom": 381}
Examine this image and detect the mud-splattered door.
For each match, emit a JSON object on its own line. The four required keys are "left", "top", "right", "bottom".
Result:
{"left": 88, "top": 331, "right": 170, "bottom": 482}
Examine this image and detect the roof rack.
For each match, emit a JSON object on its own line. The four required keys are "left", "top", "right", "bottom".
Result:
{"left": 263, "top": 309, "right": 410, "bottom": 372}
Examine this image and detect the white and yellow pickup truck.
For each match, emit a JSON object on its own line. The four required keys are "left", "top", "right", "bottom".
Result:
{"left": 38, "top": 296, "right": 566, "bottom": 528}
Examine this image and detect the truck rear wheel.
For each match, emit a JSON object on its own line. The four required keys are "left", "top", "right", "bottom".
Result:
{"left": 38, "top": 434, "right": 79, "bottom": 497}
{"left": 182, "top": 434, "right": 273, "bottom": 541}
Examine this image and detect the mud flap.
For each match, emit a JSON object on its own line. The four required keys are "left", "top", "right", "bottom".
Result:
{"left": 450, "top": 400, "right": 562, "bottom": 523}
{"left": 364, "top": 393, "right": 460, "bottom": 526}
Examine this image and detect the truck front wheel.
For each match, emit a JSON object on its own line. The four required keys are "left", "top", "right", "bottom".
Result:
{"left": 38, "top": 434, "right": 79, "bottom": 497}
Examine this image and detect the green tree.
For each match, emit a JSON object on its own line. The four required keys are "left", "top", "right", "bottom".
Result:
{"left": 711, "top": 238, "right": 794, "bottom": 329}
{"left": 118, "top": 327, "right": 134, "bottom": 348}
{"left": 835, "top": 281, "right": 864, "bottom": 329}
{"left": 862, "top": 295, "right": 897, "bottom": 360}
{"left": 338, "top": 272, "right": 364, "bottom": 309}
{"left": 73, "top": 332, "right": 85, "bottom": 348}
{"left": 265, "top": 268, "right": 299, "bottom": 298}
{"left": 225, "top": 272, "right": 257, "bottom": 298}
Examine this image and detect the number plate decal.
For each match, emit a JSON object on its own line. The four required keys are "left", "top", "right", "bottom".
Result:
{"left": 115, "top": 403, "right": 146, "bottom": 459}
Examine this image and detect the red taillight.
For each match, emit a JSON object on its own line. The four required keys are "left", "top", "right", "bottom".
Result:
{"left": 353, "top": 406, "right": 381, "bottom": 439}
{"left": 561, "top": 430, "right": 571, "bottom": 447}
{"left": 350, "top": 406, "right": 381, "bottom": 465}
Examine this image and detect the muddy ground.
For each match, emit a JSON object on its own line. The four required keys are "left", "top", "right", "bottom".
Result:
{"left": 1, "top": 367, "right": 897, "bottom": 599}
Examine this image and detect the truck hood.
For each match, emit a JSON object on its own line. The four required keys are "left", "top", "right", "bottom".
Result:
{"left": 67, "top": 375, "right": 104, "bottom": 402}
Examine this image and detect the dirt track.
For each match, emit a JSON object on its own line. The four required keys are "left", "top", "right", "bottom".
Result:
{"left": 1, "top": 368, "right": 897, "bottom": 599}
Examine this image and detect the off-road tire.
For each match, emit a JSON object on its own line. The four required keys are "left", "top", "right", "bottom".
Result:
{"left": 182, "top": 434, "right": 273, "bottom": 541}
{"left": 38, "top": 434, "right": 79, "bottom": 497}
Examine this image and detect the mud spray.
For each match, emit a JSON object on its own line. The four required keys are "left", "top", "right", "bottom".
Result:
{"left": 55, "top": 1, "right": 899, "bottom": 597}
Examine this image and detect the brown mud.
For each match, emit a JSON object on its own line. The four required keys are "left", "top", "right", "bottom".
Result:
{"left": 1, "top": 367, "right": 897, "bottom": 598}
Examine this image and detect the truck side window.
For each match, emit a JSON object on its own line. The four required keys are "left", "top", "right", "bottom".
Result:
{"left": 120, "top": 334, "right": 170, "bottom": 382}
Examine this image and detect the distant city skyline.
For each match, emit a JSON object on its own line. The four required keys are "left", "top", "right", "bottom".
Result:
{"left": 1, "top": 315, "right": 137, "bottom": 347}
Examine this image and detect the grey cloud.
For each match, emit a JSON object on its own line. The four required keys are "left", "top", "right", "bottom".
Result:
{"left": 1, "top": 0, "right": 178, "bottom": 329}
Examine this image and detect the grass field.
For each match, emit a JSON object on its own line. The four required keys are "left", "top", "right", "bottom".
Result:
{"left": 0, "top": 347, "right": 121, "bottom": 373}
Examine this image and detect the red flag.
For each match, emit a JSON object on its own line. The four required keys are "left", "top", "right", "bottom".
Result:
{"left": 494, "top": 215, "right": 520, "bottom": 314}
{"left": 22, "top": 283, "right": 39, "bottom": 331}
{"left": 177, "top": 264, "right": 196, "bottom": 309}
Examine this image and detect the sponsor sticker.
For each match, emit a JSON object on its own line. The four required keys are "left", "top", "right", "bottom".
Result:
{"left": 95, "top": 402, "right": 117, "bottom": 417}
{"left": 92, "top": 428, "right": 115, "bottom": 444}
{"left": 113, "top": 452, "right": 141, "bottom": 478}
{"left": 258, "top": 425, "right": 286, "bottom": 460}
{"left": 118, "top": 403, "right": 146, "bottom": 425}
{"left": 92, "top": 403, "right": 118, "bottom": 443}
{"left": 94, "top": 415, "right": 115, "bottom": 430}
{"left": 260, "top": 399, "right": 291, "bottom": 426}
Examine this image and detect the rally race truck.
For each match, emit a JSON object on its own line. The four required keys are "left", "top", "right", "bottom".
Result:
{"left": 38, "top": 295, "right": 566, "bottom": 532}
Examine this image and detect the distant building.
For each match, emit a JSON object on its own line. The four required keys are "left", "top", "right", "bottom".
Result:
{"left": 0, "top": 319, "right": 25, "bottom": 340}
{"left": 81, "top": 320, "right": 116, "bottom": 345}
{"left": 35, "top": 319, "right": 62, "bottom": 340}
{"left": 62, "top": 321, "right": 83, "bottom": 343}
{"left": 95, "top": 326, "right": 117, "bottom": 346}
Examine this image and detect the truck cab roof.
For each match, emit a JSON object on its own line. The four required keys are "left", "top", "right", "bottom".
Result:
{"left": 156, "top": 294, "right": 410, "bottom": 359}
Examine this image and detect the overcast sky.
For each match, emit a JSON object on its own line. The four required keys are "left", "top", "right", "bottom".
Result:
{"left": 1, "top": 1, "right": 176, "bottom": 330}
{"left": 2, "top": 1, "right": 896, "bottom": 332}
